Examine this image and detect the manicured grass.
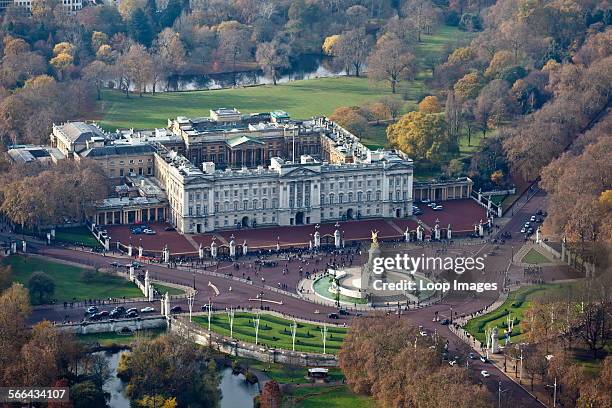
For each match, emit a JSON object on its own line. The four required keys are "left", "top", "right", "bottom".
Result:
{"left": 98, "top": 77, "right": 418, "bottom": 130}
{"left": 521, "top": 248, "right": 551, "bottom": 265}
{"left": 54, "top": 226, "right": 100, "bottom": 248}
{"left": 283, "top": 385, "right": 374, "bottom": 408}
{"left": 95, "top": 26, "right": 468, "bottom": 130}
{"left": 193, "top": 312, "right": 347, "bottom": 354}
{"left": 3, "top": 255, "right": 142, "bottom": 304}
{"left": 464, "top": 283, "right": 576, "bottom": 344}
{"left": 152, "top": 283, "right": 185, "bottom": 296}
{"left": 77, "top": 328, "right": 165, "bottom": 347}
{"left": 238, "top": 358, "right": 344, "bottom": 384}
{"left": 360, "top": 124, "right": 389, "bottom": 150}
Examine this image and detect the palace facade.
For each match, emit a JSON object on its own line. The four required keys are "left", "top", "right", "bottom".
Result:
{"left": 48, "top": 108, "right": 471, "bottom": 234}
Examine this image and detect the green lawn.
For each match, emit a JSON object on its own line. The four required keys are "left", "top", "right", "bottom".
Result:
{"left": 283, "top": 386, "right": 374, "bottom": 408}
{"left": 193, "top": 312, "right": 347, "bottom": 354}
{"left": 77, "top": 328, "right": 165, "bottom": 347}
{"left": 237, "top": 358, "right": 344, "bottom": 384}
{"left": 98, "top": 77, "right": 418, "bottom": 130}
{"left": 3, "top": 255, "right": 142, "bottom": 304}
{"left": 152, "top": 283, "right": 185, "bottom": 296}
{"left": 521, "top": 248, "right": 551, "bottom": 265}
{"left": 464, "top": 283, "right": 577, "bottom": 344}
{"left": 54, "top": 226, "right": 100, "bottom": 248}
{"left": 95, "top": 25, "right": 468, "bottom": 130}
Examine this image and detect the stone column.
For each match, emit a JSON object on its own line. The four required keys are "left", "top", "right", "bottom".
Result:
{"left": 22, "top": 240, "right": 26, "bottom": 253}
{"left": 404, "top": 228, "right": 410, "bottom": 242}
{"left": 211, "top": 242, "right": 217, "bottom": 258}
{"left": 334, "top": 229, "right": 341, "bottom": 248}
{"left": 242, "top": 241, "right": 248, "bottom": 256}
{"left": 47, "top": 233, "right": 51, "bottom": 245}
{"left": 434, "top": 224, "right": 440, "bottom": 240}
{"left": 104, "top": 237, "right": 110, "bottom": 251}
{"left": 198, "top": 244, "right": 204, "bottom": 259}
{"left": 498, "top": 206, "right": 503, "bottom": 218}
{"left": 416, "top": 226, "right": 423, "bottom": 241}
{"left": 314, "top": 231, "right": 320, "bottom": 248}
{"left": 138, "top": 246, "right": 143, "bottom": 258}
{"left": 144, "top": 270, "right": 150, "bottom": 298}
{"left": 229, "top": 239, "right": 236, "bottom": 258}
{"left": 129, "top": 266, "right": 135, "bottom": 281}
{"left": 163, "top": 246, "right": 170, "bottom": 263}
{"left": 164, "top": 293, "right": 170, "bottom": 318}
{"left": 447, "top": 225, "right": 452, "bottom": 240}
{"left": 127, "top": 244, "right": 133, "bottom": 257}
{"left": 148, "top": 283, "right": 155, "bottom": 301}
{"left": 10, "top": 242, "right": 17, "bottom": 254}
{"left": 160, "top": 296, "right": 165, "bottom": 315}
{"left": 561, "top": 237, "right": 566, "bottom": 262}
{"left": 478, "top": 222, "right": 484, "bottom": 238}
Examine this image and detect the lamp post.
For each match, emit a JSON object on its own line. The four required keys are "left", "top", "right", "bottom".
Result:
{"left": 546, "top": 378, "right": 557, "bottom": 407}
{"left": 259, "top": 291, "right": 264, "bottom": 310}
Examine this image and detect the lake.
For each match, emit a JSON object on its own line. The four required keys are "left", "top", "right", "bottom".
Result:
{"left": 98, "top": 350, "right": 260, "bottom": 408}
{"left": 131, "top": 54, "right": 346, "bottom": 92}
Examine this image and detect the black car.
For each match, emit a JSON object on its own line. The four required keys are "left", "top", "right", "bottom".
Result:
{"left": 338, "top": 309, "right": 350, "bottom": 316}
{"left": 170, "top": 306, "right": 182, "bottom": 313}
{"left": 126, "top": 310, "right": 139, "bottom": 318}
{"left": 164, "top": 226, "right": 176, "bottom": 231}
{"left": 109, "top": 309, "right": 122, "bottom": 318}
{"left": 126, "top": 308, "right": 138, "bottom": 314}
{"left": 328, "top": 313, "right": 340, "bottom": 319}
{"left": 440, "top": 319, "right": 450, "bottom": 325}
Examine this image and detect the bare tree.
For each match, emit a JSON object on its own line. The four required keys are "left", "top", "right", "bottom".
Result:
{"left": 367, "top": 37, "right": 416, "bottom": 93}
{"left": 255, "top": 40, "right": 290, "bottom": 85}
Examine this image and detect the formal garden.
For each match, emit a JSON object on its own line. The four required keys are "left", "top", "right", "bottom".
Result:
{"left": 193, "top": 312, "right": 347, "bottom": 354}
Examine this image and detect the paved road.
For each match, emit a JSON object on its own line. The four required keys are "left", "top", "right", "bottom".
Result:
{"left": 20, "top": 185, "right": 561, "bottom": 407}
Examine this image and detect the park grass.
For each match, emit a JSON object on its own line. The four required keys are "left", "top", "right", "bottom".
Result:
{"left": 283, "top": 385, "right": 374, "bottom": 408}
{"left": 98, "top": 77, "right": 420, "bottom": 130}
{"left": 237, "top": 358, "right": 345, "bottom": 384}
{"left": 521, "top": 248, "right": 551, "bottom": 265}
{"left": 464, "top": 283, "right": 577, "bottom": 344}
{"left": 95, "top": 25, "right": 468, "bottom": 130}
{"left": 77, "top": 328, "right": 165, "bottom": 347}
{"left": 3, "top": 255, "right": 142, "bottom": 304}
{"left": 152, "top": 283, "right": 185, "bottom": 296}
{"left": 54, "top": 226, "right": 100, "bottom": 248}
{"left": 193, "top": 312, "right": 347, "bottom": 354}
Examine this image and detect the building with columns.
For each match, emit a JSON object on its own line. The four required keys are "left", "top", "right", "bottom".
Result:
{"left": 67, "top": 108, "right": 470, "bottom": 233}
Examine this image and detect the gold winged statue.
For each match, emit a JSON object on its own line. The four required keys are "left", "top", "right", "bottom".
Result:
{"left": 371, "top": 230, "right": 379, "bottom": 244}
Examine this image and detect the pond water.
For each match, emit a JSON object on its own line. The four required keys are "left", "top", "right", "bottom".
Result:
{"left": 133, "top": 54, "right": 345, "bottom": 92}
{"left": 97, "top": 350, "right": 259, "bottom": 408}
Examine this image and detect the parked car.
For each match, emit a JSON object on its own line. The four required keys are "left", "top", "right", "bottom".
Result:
{"left": 143, "top": 229, "right": 156, "bottom": 235}
{"left": 480, "top": 355, "right": 488, "bottom": 363}
{"left": 126, "top": 310, "right": 139, "bottom": 318}
{"left": 449, "top": 360, "right": 457, "bottom": 366}
{"left": 481, "top": 370, "right": 490, "bottom": 378}
{"left": 440, "top": 319, "right": 450, "bottom": 325}
{"left": 421, "top": 198, "right": 431, "bottom": 204}
{"left": 433, "top": 205, "right": 443, "bottom": 211}
{"left": 86, "top": 306, "right": 98, "bottom": 314}
{"left": 520, "top": 227, "right": 527, "bottom": 233}
{"left": 327, "top": 313, "right": 340, "bottom": 319}
{"left": 164, "top": 226, "right": 176, "bottom": 231}
{"left": 170, "top": 306, "right": 182, "bottom": 313}
{"left": 126, "top": 308, "right": 138, "bottom": 314}
{"left": 141, "top": 307, "right": 156, "bottom": 313}
{"left": 109, "top": 309, "right": 122, "bottom": 318}
{"left": 338, "top": 309, "right": 350, "bottom": 316}
{"left": 468, "top": 353, "right": 476, "bottom": 360}
{"left": 419, "top": 330, "right": 428, "bottom": 336}
{"left": 427, "top": 202, "right": 437, "bottom": 208}
{"left": 530, "top": 215, "right": 537, "bottom": 222}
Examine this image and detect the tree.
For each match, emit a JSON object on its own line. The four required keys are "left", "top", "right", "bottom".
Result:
{"left": 28, "top": 271, "right": 55, "bottom": 304}
{"left": 331, "top": 29, "right": 371, "bottom": 76}
{"left": 379, "top": 97, "right": 404, "bottom": 120}
{"left": 217, "top": 21, "right": 251, "bottom": 85}
{"left": 444, "top": 91, "right": 461, "bottom": 145}
{"left": 453, "top": 72, "right": 482, "bottom": 100}
{"left": 367, "top": 36, "right": 416, "bottom": 93}
{"left": 153, "top": 28, "right": 187, "bottom": 77}
{"left": 70, "top": 381, "right": 108, "bottom": 408}
{"left": 83, "top": 61, "right": 110, "bottom": 100}
{"left": 474, "top": 79, "right": 514, "bottom": 137}
{"left": 387, "top": 111, "right": 449, "bottom": 163}
{"left": 0, "top": 283, "right": 30, "bottom": 375}
{"left": 255, "top": 41, "right": 290, "bottom": 85}
{"left": 402, "top": 0, "right": 439, "bottom": 41}
{"left": 418, "top": 95, "right": 442, "bottom": 113}
{"left": 116, "top": 44, "right": 154, "bottom": 97}
{"left": 122, "top": 334, "right": 220, "bottom": 407}
{"left": 329, "top": 106, "right": 368, "bottom": 135}
{"left": 91, "top": 31, "right": 109, "bottom": 52}
{"left": 50, "top": 53, "right": 74, "bottom": 81}
{"left": 0, "top": 265, "right": 12, "bottom": 292}
{"left": 260, "top": 380, "right": 281, "bottom": 408}
{"left": 129, "top": 8, "right": 154, "bottom": 47}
